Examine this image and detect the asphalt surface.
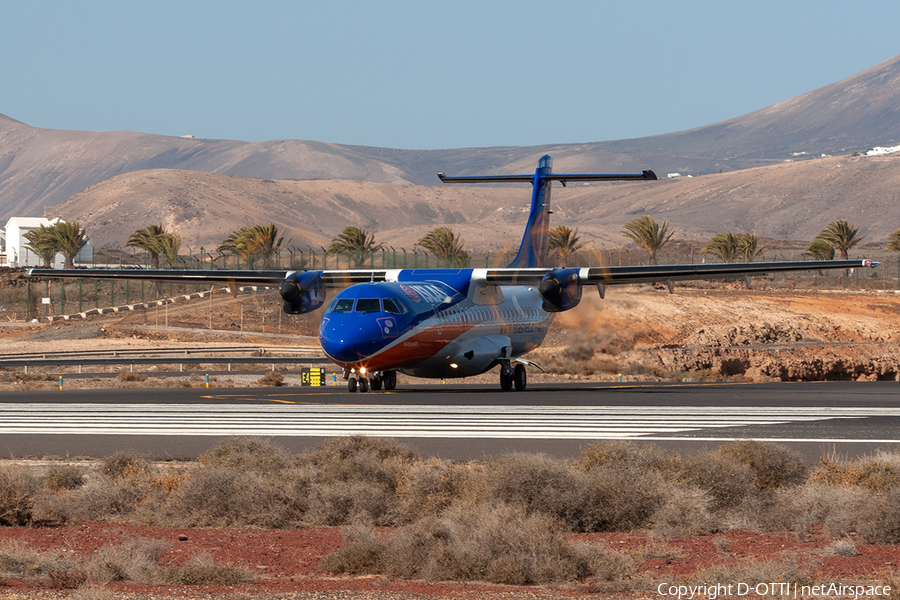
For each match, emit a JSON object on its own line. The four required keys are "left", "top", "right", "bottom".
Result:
{"left": 1, "top": 381, "right": 899, "bottom": 461}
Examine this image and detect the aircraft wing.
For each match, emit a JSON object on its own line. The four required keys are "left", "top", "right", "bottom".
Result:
{"left": 26, "top": 268, "right": 392, "bottom": 288}
{"left": 477, "top": 259, "right": 876, "bottom": 286}
{"left": 29, "top": 259, "right": 874, "bottom": 289}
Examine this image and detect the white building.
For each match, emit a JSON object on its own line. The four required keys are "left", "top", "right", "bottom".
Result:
{"left": 3, "top": 217, "right": 93, "bottom": 268}
{"left": 866, "top": 146, "right": 900, "bottom": 156}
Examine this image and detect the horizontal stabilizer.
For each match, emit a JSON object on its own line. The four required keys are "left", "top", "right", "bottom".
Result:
{"left": 437, "top": 170, "right": 657, "bottom": 185}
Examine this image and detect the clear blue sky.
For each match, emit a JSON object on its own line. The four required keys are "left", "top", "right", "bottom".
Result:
{"left": 2, "top": 1, "right": 898, "bottom": 149}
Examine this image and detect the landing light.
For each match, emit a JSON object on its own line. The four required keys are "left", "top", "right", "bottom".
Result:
{"left": 450, "top": 363, "right": 458, "bottom": 369}
{"left": 360, "top": 367, "right": 367, "bottom": 375}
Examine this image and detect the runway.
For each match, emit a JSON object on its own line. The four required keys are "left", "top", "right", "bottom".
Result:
{"left": 1, "top": 381, "right": 899, "bottom": 461}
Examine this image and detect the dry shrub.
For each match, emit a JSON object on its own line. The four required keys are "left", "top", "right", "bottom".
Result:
{"left": 481, "top": 453, "right": 587, "bottom": 526}
{"left": 47, "top": 569, "right": 88, "bottom": 589}
{"left": 44, "top": 465, "right": 86, "bottom": 491}
{"left": 165, "top": 468, "right": 301, "bottom": 528}
{"left": 0, "top": 466, "right": 38, "bottom": 525}
{"left": 590, "top": 545, "right": 636, "bottom": 582}
{"left": 85, "top": 539, "right": 167, "bottom": 584}
{"left": 680, "top": 450, "right": 758, "bottom": 511}
{"left": 395, "top": 458, "right": 471, "bottom": 521}
{"left": 857, "top": 486, "right": 900, "bottom": 544}
{"left": 652, "top": 485, "right": 720, "bottom": 536}
{"left": 147, "top": 467, "right": 189, "bottom": 497}
{"left": 32, "top": 477, "right": 139, "bottom": 523}
{"left": 811, "top": 452, "right": 900, "bottom": 491}
{"left": 305, "top": 480, "right": 395, "bottom": 526}
{"left": 683, "top": 554, "right": 810, "bottom": 587}
{"left": 823, "top": 539, "right": 860, "bottom": 557}
{"left": 100, "top": 451, "right": 148, "bottom": 480}
{"left": 304, "top": 435, "right": 417, "bottom": 491}
{"left": 257, "top": 371, "right": 284, "bottom": 386}
{"left": 0, "top": 541, "right": 65, "bottom": 577}
{"left": 570, "top": 442, "right": 673, "bottom": 532}
{"left": 331, "top": 502, "right": 593, "bottom": 585}
{"left": 70, "top": 585, "right": 118, "bottom": 600}
{"left": 477, "top": 450, "right": 666, "bottom": 532}
{"left": 320, "top": 525, "right": 384, "bottom": 575}
{"left": 767, "top": 482, "right": 876, "bottom": 537}
{"left": 116, "top": 372, "right": 147, "bottom": 382}
{"left": 198, "top": 436, "right": 290, "bottom": 474}
{"left": 576, "top": 439, "right": 676, "bottom": 474}
{"left": 718, "top": 440, "right": 807, "bottom": 490}
{"left": 164, "top": 552, "right": 259, "bottom": 585}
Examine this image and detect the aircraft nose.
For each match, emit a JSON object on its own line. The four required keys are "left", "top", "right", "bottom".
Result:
{"left": 320, "top": 316, "right": 383, "bottom": 363}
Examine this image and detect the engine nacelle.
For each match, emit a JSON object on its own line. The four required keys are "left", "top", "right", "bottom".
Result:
{"left": 538, "top": 268, "right": 582, "bottom": 313}
{"left": 280, "top": 271, "right": 326, "bottom": 314}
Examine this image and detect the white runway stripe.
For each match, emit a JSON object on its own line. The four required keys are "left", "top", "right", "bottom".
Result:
{"left": 0, "top": 403, "right": 897, "bottom": 439}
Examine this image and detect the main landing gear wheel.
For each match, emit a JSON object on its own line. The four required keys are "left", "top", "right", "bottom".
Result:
{"left": 513, "top": 363, "right": 527, "bottom": 392}
{"left": 384, "top": 371, "right": 397, "bottom": 390}
{"left": 500, "top": 365, "right": 513, "bottom": 392}
{"left": 370, "top": 376, "right": 383, "bottom": 391}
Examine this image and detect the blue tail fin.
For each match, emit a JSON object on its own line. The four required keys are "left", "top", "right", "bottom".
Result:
{"left": 507, "top": 155, "right": 553, "bottom": 267}
{"left": 437, "top": 156, "right": 657, "bottom": 269}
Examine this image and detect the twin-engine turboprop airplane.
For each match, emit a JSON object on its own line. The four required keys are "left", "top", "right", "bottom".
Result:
{"left": 29, "top": 155, "right": 875, "bottom": 392}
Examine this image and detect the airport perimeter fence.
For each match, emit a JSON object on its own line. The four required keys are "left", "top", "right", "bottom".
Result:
{"left": 6, "top": 245, "right": 900, "bottom": 321}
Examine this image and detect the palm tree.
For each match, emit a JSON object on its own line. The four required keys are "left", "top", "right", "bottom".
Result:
{"left": 23, "top": 225, "right": 58, "bottom": 267}
{"left": 622, "top": 216, "right": 673, "bottom": 265}
{"left": 47, "top": 221, "right": 89, "bottom": 269}
{"left": 815, "top": 220, "right": 865, "bottom": 260}
{"left": 736, "top": 233, "right": 767, "bottom": 262}
{"left": 126, "top": 224, "right": 181, "bottom": 268}
{"left": 417, "top": 227, "right": 470, "bottom": 267}
{"left": 328, "top": 226, "right": 383, "bottom": 267}
{"left": 548, "top": 225, "right": 585, "bottom": 267}
{"left": 886, "top": 229, "right": 900, "bottom": 253}
{"left": 804, "top": 239, "right": 835, "bottom": 261}
{"left": 218, "top": 223, "right": 286, "bottom": 267}
{"left": 701, "top": 232, "right": 738, "bottom": 263}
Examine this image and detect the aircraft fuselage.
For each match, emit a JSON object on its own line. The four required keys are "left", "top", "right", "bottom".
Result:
{"left": 319, "top": 269, "right": 550, "bottom": 379}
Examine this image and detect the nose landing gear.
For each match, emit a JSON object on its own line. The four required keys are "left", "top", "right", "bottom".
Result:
{"left": 346, "top": 370, "right": 396, "bottom": 393}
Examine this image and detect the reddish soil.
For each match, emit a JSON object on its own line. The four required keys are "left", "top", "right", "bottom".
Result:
{"left": 2, "top": 523, "right": 900, "bottom": 599}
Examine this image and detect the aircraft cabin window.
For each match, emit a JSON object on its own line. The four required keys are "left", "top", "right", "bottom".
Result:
{"left": 355, "top": 298, "right": 382, "bottom": 313}
{"left": 332, "top": 298, "right": 354, "bottom": 313}
{"left": 382, "top": 298, "right": 401, "bottom": 314}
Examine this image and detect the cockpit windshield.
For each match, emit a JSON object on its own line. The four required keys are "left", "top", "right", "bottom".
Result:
{"left": 330, "top": 298, "right": 354, "bottom": 313}
{"left": 355, "top": 298, "right": 381, "bottom": 313}
{"left": 326, "top": 294, "right": 409, "bottom": 315}
{"left": 382, "top": 298, "right": 402, "bottom": 314}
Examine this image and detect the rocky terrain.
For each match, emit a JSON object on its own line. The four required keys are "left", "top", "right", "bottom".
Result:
{"left": 547, "top": 284, "right": 900, "bottom": 383}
